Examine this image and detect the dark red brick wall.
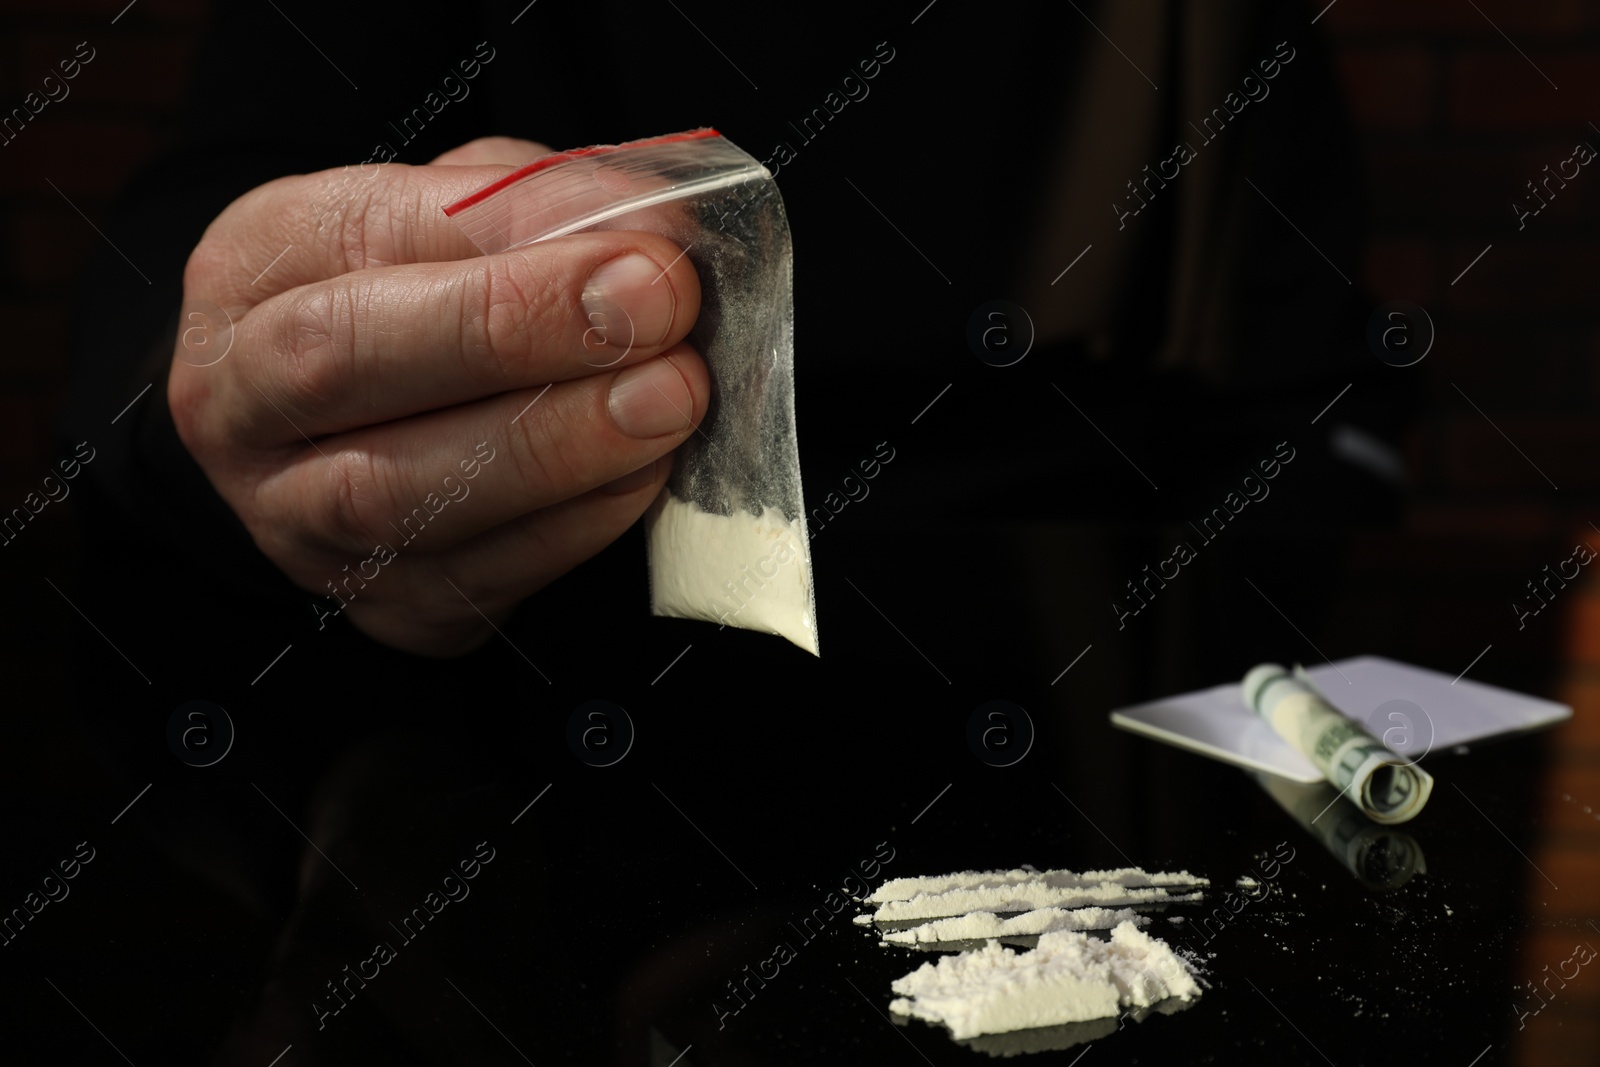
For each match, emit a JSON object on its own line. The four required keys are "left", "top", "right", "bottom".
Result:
{"left": 1319, "top": 0, "right": 1600, "bottom": 680}
{"left": 1322, "top": 5, "right": 1600, "bottom": 1059}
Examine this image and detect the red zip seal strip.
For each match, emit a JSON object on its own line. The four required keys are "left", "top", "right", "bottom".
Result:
{"left": 442, "top": 127, "right": 723, "bottom": 217}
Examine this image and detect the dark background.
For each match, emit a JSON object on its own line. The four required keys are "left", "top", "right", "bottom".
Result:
{"left": 2, "top": 1, "right": 1599, "bottom": 1065}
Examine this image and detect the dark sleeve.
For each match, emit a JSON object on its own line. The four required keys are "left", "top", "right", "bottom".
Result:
{"left": 56, "top": 1, "right": 501, "bottom": 606}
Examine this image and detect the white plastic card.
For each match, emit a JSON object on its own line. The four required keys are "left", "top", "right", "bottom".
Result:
{"left": 1109, "top": 655, "right": 1571, "bottom": 782}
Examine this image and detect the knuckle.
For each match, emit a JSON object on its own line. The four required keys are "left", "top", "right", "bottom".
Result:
{"left": 509, "top": 401, "right": 587, "bottom": 496}
{"left": 328, "top": 180, "right": 383, "bottom": 274}
{"left": 385, "top": 169, "right": 432, "bottom": 260}
{"left": 182, "top": 176, "right": 302, "bottom": 295}
{"left": 181, "top": 234, "right": 230, "bottom": 301}
{"left": 166, "top": 365, "right": 211, "bottom": 456}
{"left": 475, "top": 254, "right": 563, "bottom": 384}
{"left": 279, "top": 282, "right": 355, "bottom": 412}
{"left": 322, "top": 445, "right": 382, "bottom": 551}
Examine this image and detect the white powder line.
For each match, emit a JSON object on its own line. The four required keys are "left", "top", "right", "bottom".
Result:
{"left": 1465, "top": 1046, "right": 1492, "bottom": 1067}
{"left": 869, "top": 885, "right": 1202, "bottom": 923}
{"left": 663, "top": 1045, "right": 694, "bottom": 1067}
{"left": 880, "top": 906, "right": 1149, "bottom": 945}
{"left": 911, "top": 783, "right": 952, "bottom": 825}
{"left": 265, "top": 1045, "right": 293, "bottom": 1067}
{"left": 872, "top": 867, "right": 1208, "bottom": 902}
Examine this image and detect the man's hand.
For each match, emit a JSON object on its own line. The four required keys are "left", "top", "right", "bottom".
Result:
{"left": 168, "top": 137, "right": 707, "bottom": 656}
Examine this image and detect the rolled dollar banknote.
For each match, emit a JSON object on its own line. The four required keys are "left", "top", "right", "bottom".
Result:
{"left": 1242, "top": 663, "right": 1435, "bottom": 824}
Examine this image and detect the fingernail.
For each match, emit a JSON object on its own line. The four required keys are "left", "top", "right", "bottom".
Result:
{"left": 601, "top": 459, "right": 658, "bottom": 495}
{"left": 582, "top": 252, "right": 676, "bottom": 353}
{"left": 608, "top": 357, "right": 692, "bottom": 438}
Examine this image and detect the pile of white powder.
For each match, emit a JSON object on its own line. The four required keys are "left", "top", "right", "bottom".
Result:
{"left": 864, "top": 866, "right": 1207, "bottom": 1040}
{"left": 888, "top": 920, "right": 1202, "bottom": 1040}
{"left": 646, "top": 491, "right": 818, "bottom": 655}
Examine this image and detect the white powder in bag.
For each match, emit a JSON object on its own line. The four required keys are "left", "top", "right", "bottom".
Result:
{"left": 888, "top": 920, "right": 1201, "bottom": 1039}
{"left": 879, "top": 906, "right": 1148, "bottom": 945}
{"left": 646, "top": 490, "right": 818, "bottom": 655}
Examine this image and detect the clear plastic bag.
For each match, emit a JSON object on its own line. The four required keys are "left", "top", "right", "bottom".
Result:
{"left": 445, "top": 129, "right": 818, "bottom": 654}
